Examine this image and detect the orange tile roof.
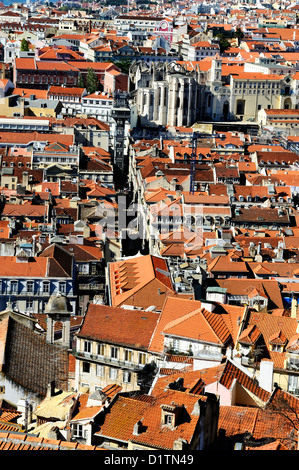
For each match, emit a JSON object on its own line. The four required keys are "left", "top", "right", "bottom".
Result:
{"left": 0, "top": 132, "right": 74, "bottom": 146}
{"left": 162, "top": 306, "right": 233, "bottom": 346}
{"left": 149, "top": 296, "right": 203, "bottom": 354}
{"left": 48, "top": 86, "right": 86, "bottom": 97}
{"left": 0, "top": 432, "right": 100, "bottom": 450}
{"left": 214, "top": 279, "right": 284, "bottom": 310}
{"left": 2, "top": 203, "right": 46, "bottom": 218}
{"left": 13, "top": 87, "right": 48, "bottom": 99}
{"left": 231, "top": 72, "right": 283, "bottom": 80}
{"left": 0, "top": 256, "right": 48, "bottom": 277}
{"left": 95, "top": 390, "right": 204, "bottom": 450}
{"left": 77, "top": 304, "right": 159, "bottom": 351}
{"left": 219, "top": 397, "right": 298, "bottom": 450}
{"left": 108, "top": 255, "right": 175, "bottom": 309}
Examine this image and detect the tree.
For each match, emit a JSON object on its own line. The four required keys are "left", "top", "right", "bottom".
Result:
{"left": 114, "top": 58, "right": 132, "bottom": 75}
{"left": 233, "top": 28, "right": 244, "bottom": 45}
{"left": 234, "top": 28, "right": 244, "bottom": 40}
{"left": 78, "top": 73, "right": 85, "bottom": 89}
{"left": 262, "top": 386, "right": 299, "bottom": 449}
{"left": 21, "top": 38, "right": 29, "bottom": 52}
{"left": 86, "top": 68, "right": 99, "bottom": 94}
{"left": 216, "top": 33, "right": 231, "bottom": 53}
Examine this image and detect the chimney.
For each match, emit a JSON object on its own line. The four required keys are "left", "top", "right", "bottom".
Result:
{"left": 259, "top": 359, "right": 273, "bottom": 393}
{"left": 201, "top": 301, "right": 216, "bottom": 312}
{"left": 290, "top": 297, "right": 298, "bottom": 319}
{"left": 257, "top": 241, "right": 261, "bottom": 255}
{"left": 160, "top": 135, "right": 163, "bottom": 150}
{"left": 173, "top": 438, "right": 188, "bottom": 450}
{"left": 133, "top": 420, "right": 144, "bottom": 435}
{"left": 46, "top": 381, "right": 56, "bottom": 398}
{"left": 22, "top": 171, "right": 29, "bottom": 188}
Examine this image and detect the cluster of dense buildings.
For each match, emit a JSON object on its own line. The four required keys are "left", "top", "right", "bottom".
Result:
{"left": 1, "top": 0, "right": 299, "bottom": 453}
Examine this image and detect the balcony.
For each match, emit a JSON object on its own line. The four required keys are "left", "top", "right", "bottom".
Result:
{"left": 0, "top": 288, "right": 51, "bottom": 296}
{"left": 286, "top": 361, "right": 299, "bottom": 372}
{"left": 75, "top": 350, "right": 145, "bottom": 372}
{"left": 193, "top": 349, "right": 223, "bottom": 362}
{"left": 78, "top": 283, "right": 105, "bottom": 291}
{"left": 280, "top": 90, "right": 293, "bottom": 96}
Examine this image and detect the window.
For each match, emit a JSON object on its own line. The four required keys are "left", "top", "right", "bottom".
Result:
{"left": 79, "top": 263, "right": 89, "bottom": 275}
{"left": 27, "top": 281, "right": 34, "bottom": 293}
{"left": 109, "top": 367, "right": 118, "bottom": 379}
{"left": 26, "top": 300, "right": 33, "bottom": 310}
{"left": 72, "top": 424, "right": 87, "bottom": 438}
{"left": 111, "top": 346, "right": 119, "bottom": 360}
{"left": 43, "top": 282, "right": 50, "bottom": 293}
{"left": 98, "top": 343, "right": 105, "bottom": 356}
{"left": 84, "top": 341, "right": 91, "bottom": 354}
{"left": 10, "top": 281, "right": 18, "bottom": 293}
{"left": 138, "top": 352, "right": 146, "bottom": 366}
{"left": 82, "top": 361, "right": 90, "bottom": 373}
{"left": 96, "top": 365, "right": 104, "bottom": 377}
{"left": 123, "top": 371, "right": 131, "bottom": 383}
{"left": 288, "top": 374, "right": 298, "bottom": 393}
{"left": 164, "top": 413, "right": 173, "bottom": 426}
{"left": 124, "top": 349, "right": 133, "bottom": 363}
{"left": 90, "top": 264, "right": 97, "bottom": 275}
{"left": 59, "top": 282, "right": 66, "bottom": 294}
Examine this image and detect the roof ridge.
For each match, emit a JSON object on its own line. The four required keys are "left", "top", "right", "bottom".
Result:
{"left": 200, "top": 307, "right": 232, "bottom": 345}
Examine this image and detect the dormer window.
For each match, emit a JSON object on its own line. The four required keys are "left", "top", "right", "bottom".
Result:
{"left": 272, "top": 344, "right": 283, "bottom": 352}
{"left": 269, "top": 330, "right": 286, "bottom": 353}
{"left": 161, "top": 404, "right": 176, "bottom": 428}
{"left": 164, "top": 413, "right": 173, "bottom": 426}
{"left": 160, "top": 403, "right": 186, "bottom": 429}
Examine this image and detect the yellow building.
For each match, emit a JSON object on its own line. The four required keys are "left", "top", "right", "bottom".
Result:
{"left": 229, "top": 72, "right": 284, "bottom": 121}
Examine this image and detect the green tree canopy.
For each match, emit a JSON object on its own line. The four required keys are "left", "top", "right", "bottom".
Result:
{"left": 21, "top": 38, "right": 29, "bottom": 52}
{"left": 86, "top": 68, "right": 99, "bottom": 94}
{"left": 78, "top": 73, "right": 85, "bottom": 89}
{"left": 114, "top": 58, "right": 132, "bottom": 75}
{"left": 216, "top": 33, "right": 231, "bottom": 53}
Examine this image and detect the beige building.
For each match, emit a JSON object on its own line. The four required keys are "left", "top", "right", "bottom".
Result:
{"left": 74, "top": 304, "right": 160, "bottom": 394}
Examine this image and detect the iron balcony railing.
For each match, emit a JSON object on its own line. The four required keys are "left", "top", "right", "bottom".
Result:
{"left": 75, "top": 350, "right": 146, "bottom": 372}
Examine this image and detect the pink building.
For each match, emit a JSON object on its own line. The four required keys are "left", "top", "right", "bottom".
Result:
{"left": 104, "top": 69, "right": 128, "bottom": 94}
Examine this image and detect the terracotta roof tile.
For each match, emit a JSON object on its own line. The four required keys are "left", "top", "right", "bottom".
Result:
{"left": 95, "top": 390, "right": 204, "bottom": 450}
{"left": 77, "top": 304, "right": 159, "bottom": 351}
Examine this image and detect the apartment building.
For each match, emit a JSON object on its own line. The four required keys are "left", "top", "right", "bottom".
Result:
{"left": 31, "top": 142, "right": 81, "bottom": 171}
{"left": 47, "top": 86, "right": 87, "bottom": 117}
{"left": 0, "top": 244, "right": 76, "bottom": 314}
{"left": 81, "top": 91, "right": 114, "bottom": 123}
{"left": 13, "top": 58, "right": 80, "bottom": 89}
{"left": 113, "top": 15, "right": 168, "bottom": 35}
{"left": 187, "top": 41, "right": 220, "bottom": 61}
{"left": 74, "top": 303, "right": 160, "bottom": 393}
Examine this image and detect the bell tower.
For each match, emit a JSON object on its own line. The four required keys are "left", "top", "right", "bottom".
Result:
{"left": 45, "top": 293, "right": 72, "bottom": 349}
